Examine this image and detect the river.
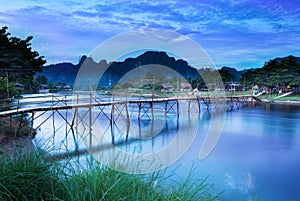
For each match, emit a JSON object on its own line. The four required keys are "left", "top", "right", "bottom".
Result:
{"left": 22, "top": 94, "right": 300, "bottom": 201}
{"left": 169, "top": 103, "right": 300, "bottom": 201}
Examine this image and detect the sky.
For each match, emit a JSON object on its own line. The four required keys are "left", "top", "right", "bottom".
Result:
{"left": 1, "top": 0, "right": 300, "bottom": 70}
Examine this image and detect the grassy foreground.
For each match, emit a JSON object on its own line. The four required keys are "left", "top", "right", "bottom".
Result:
{"left": 0, "top": 150, "right": 221, "bottom": 201}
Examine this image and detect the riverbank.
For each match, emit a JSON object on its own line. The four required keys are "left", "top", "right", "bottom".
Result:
{"left": 259, "top": 94, "right": 300, "bottom": 104}
{"left": 0, "top": 116, "right": 34, "bottom": 157}
{"left": 261, "top": 99, "right": 300, "bottom": 104}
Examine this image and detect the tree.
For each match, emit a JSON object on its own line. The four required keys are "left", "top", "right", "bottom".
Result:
{"left": 35, "top": 75, "right": 48, "bottom": 85}
{"left": 240, "top": 55, "right": 300, "bottom": 90}
{"left": 219, "top": 68, "right": 236, "bottom": 83}
{"left": 0, "top": 26, "right": 46, "bottom": 96}
{"left": 0, "top": 77, "right": 18, "bottom": 100}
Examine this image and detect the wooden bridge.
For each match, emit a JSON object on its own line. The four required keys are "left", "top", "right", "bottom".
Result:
{"left": 0, "top": 93, "right": 259, "bottom": 116}
{"left": 0, "top": 93, "right": 259, "bottom": 159}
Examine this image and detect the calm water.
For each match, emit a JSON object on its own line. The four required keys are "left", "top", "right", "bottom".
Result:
{"left": 170, "top": 103, "right": 300, "bottom": 201}
{"left": 29, "top": 94, "right": 300, "bottom": 201}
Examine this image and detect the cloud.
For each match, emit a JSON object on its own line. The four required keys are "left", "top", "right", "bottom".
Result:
{"left": 0, "top": 0, "right": 299, "bottom": 68}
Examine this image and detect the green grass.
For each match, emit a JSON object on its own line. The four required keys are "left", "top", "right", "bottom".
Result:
{"left": 0, "top": 149, "right": 65, "bottom": 201}
{"left": 0, "top": 150, "right": 222, "bottom": 201}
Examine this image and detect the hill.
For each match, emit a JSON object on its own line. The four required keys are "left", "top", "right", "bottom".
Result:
{"left": 37, "top": 51, "right": 199, "bottom": 86}
{"left": 36, "top": 56, "right": 86, "bottom": 85}
{"left": 274, "top": 56, "right": 300, "bottom": 63}
{"left": 241, "top": 55, "right": 300, "bottom": 88}
{"left": 219, "top": 66, "right": 246, "bottom": 81}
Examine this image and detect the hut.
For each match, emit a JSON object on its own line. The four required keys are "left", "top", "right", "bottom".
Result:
{"left": 15, "top": 82, "right": 25, "bottom": 91}
{"left": 161, "top": 83, "right": 173, "bottom": 93}
{"left": 180, "top": 82, "right": 192, "bottom": 92}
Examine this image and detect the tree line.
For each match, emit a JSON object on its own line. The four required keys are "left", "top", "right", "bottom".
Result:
{"left": 0, "top": 26, "right": 46, "bottom": 99}
{"left": 241, "top": 55, "right": 300, "bottom": 90}
{"left": 189, "top": 55, "right": 300, "bottom": 92}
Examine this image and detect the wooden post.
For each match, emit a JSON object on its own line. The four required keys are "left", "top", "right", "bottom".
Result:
{"left": 18, "top": 113, "right": 24, "bottom": 129}
{"left": 30, "top": 112, "right": 35, "bottom": 139}
{"left": 138, "top": 116, "right": 141, "bottom": 138}
{"left": 165, "top": 101, "right": 168, "bottom": 117}
{"left": 176, "top": 100, "right": 179, "bottom": 117}
{"left": 237, "top": 98, "right": 240, "bottom": 109}
{"left": 125, "top": 122, "right": 130, "bottom": 142}
{"left": 138, "top": 102, "right": 141, "bottom": 120}
{"left": 176, "top": 114, "right": 179, "bottom": 131}
{"left": 89, "top": 90, "right": 93, "bottom": 150}
{"left": 52, "top": 109, "right": 55, "bottom": 136}
{"left": 125, "top": 103, "right": 130, "bottom": 127}
{"left": 150, "top": 102, "right": 154, "bottom": 120}
{"left": 230, "top": 97, "right": 234, "bottom": 110}
{"left": 75, "top": 93, "right": 79, "bottom": 131}
{"left": 111, "top": 120, "right": 115, "bottom": 144}
{"left": 52, "top": 94, "right": 55, "bottom": 135}
{"left": 111, "top": 104, "right": 114, "bottom": 124}
{"left": 150, "top": 117, "right": 154, "bottom": 137}
{"left": 15, "top": 113, "right": 24, "bottom": 137}
{"left": 201, "top": 98, "right": 209, "bottom": 110}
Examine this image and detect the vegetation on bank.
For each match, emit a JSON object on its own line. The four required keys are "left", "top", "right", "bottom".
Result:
{"left": 0, "top": 26, "right": 46, "bottom": 99}
{"left": 0, "top": 150, "right": 221, "bottom": 201}
{"left": 258, "top": 93, "right": 300, "bottom": 102}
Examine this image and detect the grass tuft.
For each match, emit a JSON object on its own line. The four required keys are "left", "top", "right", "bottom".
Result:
{"left": 0, "top": 149, "right": 65, "bottom": 201}
{"left": 0, "top": 150, "right": 221, "bottom": 201}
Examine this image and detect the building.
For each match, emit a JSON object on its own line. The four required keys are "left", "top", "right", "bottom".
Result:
{"left": 180, "top": 82, "right": 192, "bottom": 92}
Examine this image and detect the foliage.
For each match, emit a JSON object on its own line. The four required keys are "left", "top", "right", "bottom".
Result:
{"left": 219, "top": 67, "right": 236, "bottom": 83}
{"left": 0, "top": 150, "right": 65, "bottom": 200}
{"left": 34, "top": 75, "right": 48, "bottom": 85}
{"left": 241, "top": 55, "right": 300, "bottom": 88}
{"left": 64, "top": 163, "right": 220, "bottom": 201}
{"left": 0, "top": 77, "right": 18, "bottom": 100}
{"left": 191, "top": 68, "right": 226, "bottom": 90}
{"left": 0, "top": 26, "right": 46, "bottom": 95}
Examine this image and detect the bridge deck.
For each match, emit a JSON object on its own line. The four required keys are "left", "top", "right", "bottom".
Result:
{"left": 0, "top": 95, "right": 257, "bottom": 117}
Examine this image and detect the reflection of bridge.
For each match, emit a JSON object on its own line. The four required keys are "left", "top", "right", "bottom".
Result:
{"left": 0, "top": 93, "right": 259, "bottom": 159}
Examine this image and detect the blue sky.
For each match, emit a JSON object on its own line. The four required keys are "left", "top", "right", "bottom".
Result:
{"left": 1, "top": 0, "right": 300, "bottom": 70}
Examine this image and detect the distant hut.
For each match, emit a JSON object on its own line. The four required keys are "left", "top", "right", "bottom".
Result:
{"left": 63, "top": 85, "right": 72, "bottom": 91}
{"left": 39, "top": 84, "right": 49, "bottom": 93}
{"left": 161, "top": 83, "right": 172, "bottom": 93}
{"left": 226, "top": 81, "right": 240, "bottom": 93}
{"left": 180, "top": 82, "right": 192, "bottom": 92}
{"left": 15, "top": 82, "right": 25, "bottom": 91}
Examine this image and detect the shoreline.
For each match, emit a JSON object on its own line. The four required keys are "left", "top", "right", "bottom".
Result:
{"left": 260, "top": 99, "right": 300, "bottom": 105}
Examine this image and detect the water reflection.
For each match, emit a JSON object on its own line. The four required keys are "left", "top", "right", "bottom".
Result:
{"left": 225, "top": 172, "right": 255, "bottom": 194}
{"left": 32, "top": 101, "right": 300, "bottom": 201}
{"left": 169, "top": 103, "right": 300, "bottom": 201}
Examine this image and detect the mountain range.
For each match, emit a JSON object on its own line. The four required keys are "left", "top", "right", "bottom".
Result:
{"left": 37, "top": 51, "right": 200, "bottom": 86}
{"left": 36, "top": 51, "right": 299, "bottom": 86}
